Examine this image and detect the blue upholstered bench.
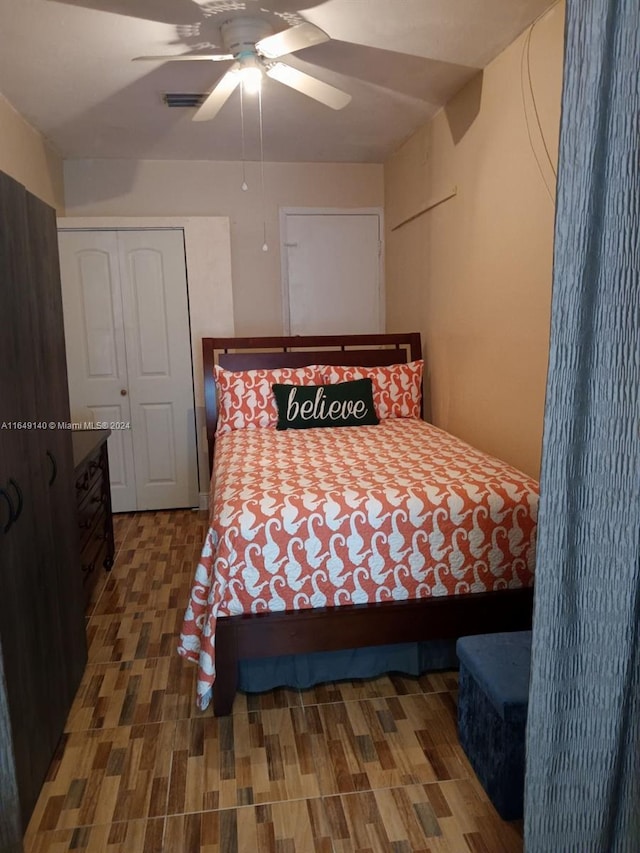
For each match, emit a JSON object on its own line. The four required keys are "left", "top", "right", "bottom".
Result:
{"left": 456, "top": 630, "right": 532, "bottom": 821}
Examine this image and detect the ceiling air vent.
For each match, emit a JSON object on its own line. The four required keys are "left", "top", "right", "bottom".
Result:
{"left": 163, "top": 93, "right": 206, "bottom": 108}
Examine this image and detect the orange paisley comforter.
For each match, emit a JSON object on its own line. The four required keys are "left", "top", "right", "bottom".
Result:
{"left": 178, "top": 419, "right": 538, "bottom": 710}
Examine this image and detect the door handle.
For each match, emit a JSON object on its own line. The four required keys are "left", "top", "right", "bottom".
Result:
{"left": 7, "top": 478, "right": 23, "bottom": 522}
{"left": 46, "top": 450, "right": 58, "bottom": 486}
{"left": 120, "top": 389, "right": 128, "bottom": 396}
{"left": 0, "top": 487, "right": 15, "bottom": 534}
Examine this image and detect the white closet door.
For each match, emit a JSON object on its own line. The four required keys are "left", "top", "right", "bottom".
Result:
{"left": 58, "top": 230, "right": 136, "bottom": 512}
{"left": 117, "top": 230, "right": 197, "bottom": 511}
{"left": 283, "top": 212, "right": 383, "bottom": 335}
{"left": 59, "top": 229, "right": 198, "bottom": 512}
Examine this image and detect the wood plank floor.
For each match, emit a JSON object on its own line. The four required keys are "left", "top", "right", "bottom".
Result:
{"left": 24, "top": 510, "right": 524, "bottom": 852}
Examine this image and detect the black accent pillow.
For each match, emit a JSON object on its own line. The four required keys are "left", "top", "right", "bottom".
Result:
{"left": 272, "top": 378, "right": 379, "bottom": 430}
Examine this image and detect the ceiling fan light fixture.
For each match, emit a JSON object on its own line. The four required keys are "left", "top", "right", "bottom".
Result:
{"left": 237, "top": 53, "right": 263, "bottom": 95}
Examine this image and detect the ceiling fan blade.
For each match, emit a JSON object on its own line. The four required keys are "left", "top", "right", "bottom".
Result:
{"left": 193, "top": 65, "right": 240, "bottom": 122}
{"left": 256, "top": 22, "right": 329, "bottom": 59}
{"left": 266, "top": 63, "right": 351, "bottom": 110}
{"left": 133, "top": 53, "right": 234, "bottom": 62}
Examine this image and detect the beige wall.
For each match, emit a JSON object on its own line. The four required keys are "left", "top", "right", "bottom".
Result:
{"left": 385, "top": 2, "right": 564, "bottom": 479}
{"left": 63, "top": 159, "right": 384, "bottom": 335}
{"left": 0, "top": 93, "right": 64, "bottom": 210}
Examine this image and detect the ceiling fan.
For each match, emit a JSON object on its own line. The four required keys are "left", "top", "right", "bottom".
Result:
{"left": 134, "top": 17, "right": 352, "bottom": 122}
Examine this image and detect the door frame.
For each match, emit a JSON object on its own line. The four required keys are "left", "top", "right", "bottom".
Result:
{"left": 279, "top": 207, "right": 385, "bottom": 335}
{"left": 57, "top": 216, "right": 234, "bottom": 510}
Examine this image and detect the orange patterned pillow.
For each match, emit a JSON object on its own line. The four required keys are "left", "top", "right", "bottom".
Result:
{"left": 214, "top": 364, "right": 323, "bottom": 435}
{"left": 320, "top": 360, "right": 423, "bottom": 419}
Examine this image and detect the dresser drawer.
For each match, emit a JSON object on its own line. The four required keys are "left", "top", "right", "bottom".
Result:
{"left": 80, "top": 517, "right": 110, "bottom": 587}
{"left": 78, "top": 479, "right": 108, "bottom": 544}
{"left": 74, "top": 449, "right": 104, "bottom": 498}
{"left": 72, "top": 430, "right": 115, "bottom": 611}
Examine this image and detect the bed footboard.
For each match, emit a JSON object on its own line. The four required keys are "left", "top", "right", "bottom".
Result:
{"left": 211, "top": 587, "right": 534, "bottom": 715}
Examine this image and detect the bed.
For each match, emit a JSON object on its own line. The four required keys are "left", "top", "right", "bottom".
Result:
{"left": 179, "top": 333, "right": 537, "bottom": 715}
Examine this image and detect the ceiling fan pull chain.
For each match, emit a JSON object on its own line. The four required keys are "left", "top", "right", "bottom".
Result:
{"left": 240, "top": 84, "right": 248, "bottom": 191}
{"left": 259, "top": 86, "right": 268, "bottom": 252}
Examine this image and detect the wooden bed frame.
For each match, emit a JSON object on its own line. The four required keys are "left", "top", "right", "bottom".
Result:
{"left": 202, "top": 333, "right": 534, "bottom": 715}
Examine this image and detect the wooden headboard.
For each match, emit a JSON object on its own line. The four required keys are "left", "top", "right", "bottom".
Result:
{"left": 202, "top": 332, "right": 422, "bottom": 473}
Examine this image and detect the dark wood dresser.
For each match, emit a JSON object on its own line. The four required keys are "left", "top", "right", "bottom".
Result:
{"left": 72, "top": 429, "right": 115, "bottom": 608}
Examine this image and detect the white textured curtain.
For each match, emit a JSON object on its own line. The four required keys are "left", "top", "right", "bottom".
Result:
{"left": 524, "top": 1, "right": 640, "bottom": 850}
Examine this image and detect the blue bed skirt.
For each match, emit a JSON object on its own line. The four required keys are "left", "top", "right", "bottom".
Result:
{"left": 237, "top": 639, "right": 459, "bottom": 693}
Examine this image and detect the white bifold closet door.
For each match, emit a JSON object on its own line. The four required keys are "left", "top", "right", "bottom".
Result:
{"left": 58, "top": 229, "right": 198, "bottom": 513}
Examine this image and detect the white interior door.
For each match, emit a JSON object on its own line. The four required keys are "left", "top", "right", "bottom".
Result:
{"left": 58, "top": 229, "right": 198, "bottom": 512}
{"left": 282, "top": 211, "right": 383, "bottom": 335}
{"left": 117, "top": 230, "right": 197, "bottom": 511}
{"left": 58, "top": 230, "right": 136, "bottom": 512}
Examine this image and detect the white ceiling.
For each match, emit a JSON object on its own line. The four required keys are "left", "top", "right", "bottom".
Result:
{"left": 0, "top": 0, "right": 556, "bottom": 163}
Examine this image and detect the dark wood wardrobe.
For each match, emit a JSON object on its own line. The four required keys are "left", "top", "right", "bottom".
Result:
{"left": 0, "top": 170, "right": 87, "bottom": 840}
